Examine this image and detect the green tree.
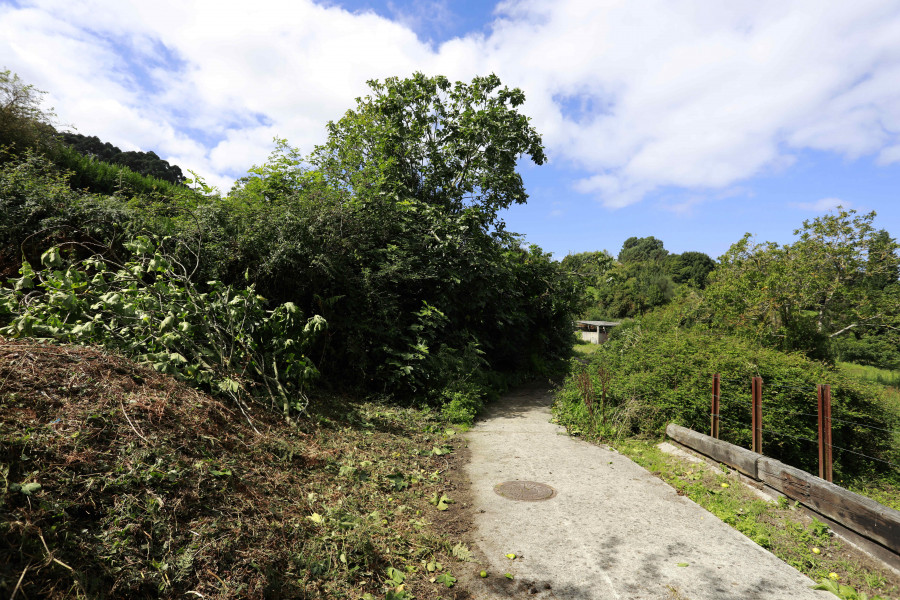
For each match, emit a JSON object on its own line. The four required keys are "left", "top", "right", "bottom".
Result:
{"left": 197, "top": 76, "right": 575, "bottom": 400}
{"left": 61, "top": 132, "right": 186, "bottom": 184}
{"left": 311, "top": 72, "right": 546, "bottom": 223}
{"left": 0, "top": 70, "right": 56, "bottom": 152}
{"left": 618, "top": 236, "right": 668, "bottom": 264}
{"left": 666, "top": 251, "right": 716, "bottom": 289}
{"left": 705, "top": 209, "right": 900, "bottom": 358}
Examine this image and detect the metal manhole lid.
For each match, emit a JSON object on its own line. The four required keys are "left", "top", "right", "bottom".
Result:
{"left": 494, "top": 481, "right": 556, "bottom": 501}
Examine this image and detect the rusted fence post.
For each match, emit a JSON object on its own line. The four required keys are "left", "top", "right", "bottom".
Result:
{"left": 751, "top": 377, "right": 763, "bottom": 453}
{"left": 711, "top": 373, "right": 721, "bottom": 439}
{"left": 818, "top": 384, "right": 833, "bottom": 482}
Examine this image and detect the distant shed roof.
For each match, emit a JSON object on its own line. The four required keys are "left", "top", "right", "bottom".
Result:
{"left": 575, "top": 320, "right": 621, "bottom": 327}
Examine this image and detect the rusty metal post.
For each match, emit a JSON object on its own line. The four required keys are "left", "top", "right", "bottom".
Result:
{"left": 751, "top": 377, "right": 763, "bottom": 454}
{"left": 818, "top": 384, "right": 825, "bottom": 479}
{"left": 711, "top": 373, "right": 721, "bottom": 439}
{"left": 824, "top": 384, "right": 833, "bottom": 482}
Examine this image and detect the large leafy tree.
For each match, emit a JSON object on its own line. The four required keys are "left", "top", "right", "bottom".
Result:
{"left": 705, "top": 209, "right": 900, "bottom": 358}
{"left": 618, "top": 236, "right": 668, "bottom": 264}
{"left": 311, "top": 72, "right": 546, "bottom": 223}
{"left": 666, "top": 251, "right": 716, "bottom": 289}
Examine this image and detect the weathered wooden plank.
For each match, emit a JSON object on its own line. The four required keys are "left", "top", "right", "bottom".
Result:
{"left": 758, "top": 457, "right": 900, "bottom": 552}
{"left": 665, "top": 424, "right": 759, "bottom": 478}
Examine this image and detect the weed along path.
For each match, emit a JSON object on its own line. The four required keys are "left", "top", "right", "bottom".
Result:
{"left": 462, "top": 385, "right": 830, "bottom": 600}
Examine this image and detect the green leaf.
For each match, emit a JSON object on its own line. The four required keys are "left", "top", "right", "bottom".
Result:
{"left": 306, "top": 513, "right": 325, "bottom": 525}
{"left": 20, "top": 482, "right": 41, "bottom": 495}
{"left": 41, "top": 247, "right": 62, "bottom": 269}
{"left": 451, "top": 542, "right": 473, "bottom": 562}
{"left": 429, "top": 492, "right": 453, "bottom": 510}
{"left": 386, "top": 566, "right": 405, "bottom": 585}
{"left": 435, "top": 572, "right": 456, "bottom": 588}
{"left": 386, "top": 473, "right": 409, "bottom": 491}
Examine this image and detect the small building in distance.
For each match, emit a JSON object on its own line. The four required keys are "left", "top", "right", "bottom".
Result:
{"left": 575, "top": 320, "right": 621, "bottom": 344}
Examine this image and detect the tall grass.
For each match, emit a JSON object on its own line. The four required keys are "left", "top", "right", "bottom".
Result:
{"left": 838, "top": 361, "right": 900, "bottom": 388}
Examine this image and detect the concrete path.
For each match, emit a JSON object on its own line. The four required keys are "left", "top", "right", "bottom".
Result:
{"left": 463, "top": 385, "right": 830, "bottom": 600}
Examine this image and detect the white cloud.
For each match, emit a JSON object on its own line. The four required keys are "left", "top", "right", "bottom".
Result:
{"left": 3, "top": 0, "right": 900, "bottom": 205}
{"left": 878, "top": 144, "right": 900, "bottom": 165}
{"left": 791, "top": 197, "right": 851, "bottom": 211}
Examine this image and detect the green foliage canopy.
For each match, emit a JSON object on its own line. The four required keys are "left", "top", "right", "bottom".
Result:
{"left": 311, "top": 72, "right": 546, "bottom": 223}
{"left": 61, "top": 132, "right": 186, "bottom": 185}
{"left": 0, "top": 72, "right": 580, "bottom": 422}
{"left": 567, "top": 238, "right": 713, "bottom": 320}
{"left": 705, "top": 209, "right": 900, "bottom": 359}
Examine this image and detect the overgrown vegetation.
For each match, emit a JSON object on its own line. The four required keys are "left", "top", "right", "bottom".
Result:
{"left": 554, "top": 298, "right": 900, "bottom": 506}
{"left": 61, "top": 132, "right": 186, "bottom": 185}
{"left": 705, "top": 209, "right": 900, "bottom": 363}
{"left": 558, "top": 206, "right": 900, "bottom": 517}
{"left": 0, "top": 71, "right": 580, "bottom": 425}
{"left": 0, "top": 238, "right": 326, "bottom": 421}
{"left": 0, "top": 70, "right": 580, "bottom": 598}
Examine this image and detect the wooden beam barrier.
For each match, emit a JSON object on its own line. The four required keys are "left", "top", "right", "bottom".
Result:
{"left": 666, "top": 423, "right": 759, "bottom": 478}
{"left": 758, "top": 457, "right": 900, "bottom": 553}
{"left": 666, "top": 423, "right": 900, "bottom": 559}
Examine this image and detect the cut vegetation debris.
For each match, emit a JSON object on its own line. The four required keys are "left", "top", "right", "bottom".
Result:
{"left": 0, "top": 337, "right": 474, "bottom": 599}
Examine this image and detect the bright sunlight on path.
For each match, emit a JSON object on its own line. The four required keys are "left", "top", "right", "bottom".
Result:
{"left": 463, "top": 385, "right": 831, "bottom": 600}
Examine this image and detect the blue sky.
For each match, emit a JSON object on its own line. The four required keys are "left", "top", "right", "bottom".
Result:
{"left": 2, "top": 0, "right": 899, "bottom": 260}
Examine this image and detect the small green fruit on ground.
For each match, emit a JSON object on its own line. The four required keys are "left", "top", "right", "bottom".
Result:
{"left": 480, "top": 571, "right": 488, "bottom": 578}
{"left": 812, "top": 547, "right": 821, "bottom": 555}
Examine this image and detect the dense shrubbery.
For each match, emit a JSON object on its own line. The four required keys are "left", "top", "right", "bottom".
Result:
{"left": 0, "top": 238, "right": 326, "bottom": 419}
{"left": 833, "top": 331, "right": 900, "bottom": 371}
{"left": 50, "top": 144, "right": 194, "bottom": 198}
{"left": 0, "top": 72, "right": 580, "bottom": 424}
{"left": 555, "top": 300, "right": 899, "bottom": 478}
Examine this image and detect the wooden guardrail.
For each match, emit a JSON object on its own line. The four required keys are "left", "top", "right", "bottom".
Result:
{"left": 666, "top": 423, "right": 900, "bottom": 569}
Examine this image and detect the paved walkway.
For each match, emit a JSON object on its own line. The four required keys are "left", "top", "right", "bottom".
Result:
{"left": 463, "top": 385, "right": 830, "bottom": 599}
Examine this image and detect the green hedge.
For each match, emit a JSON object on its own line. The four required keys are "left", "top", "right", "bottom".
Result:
{"left": 555, "top": 302, "right": 899, "bottom": 479}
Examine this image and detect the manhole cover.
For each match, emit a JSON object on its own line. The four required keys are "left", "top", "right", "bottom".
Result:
{"left": 494, "top": 481, "right": 556, "bottom": 501}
